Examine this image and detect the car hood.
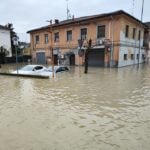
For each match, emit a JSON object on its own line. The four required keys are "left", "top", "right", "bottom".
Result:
{"left": 11, "top": 70, "right": 53, "bottom": 77}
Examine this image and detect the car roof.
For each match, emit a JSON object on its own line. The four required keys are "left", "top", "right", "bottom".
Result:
{"left": 25, "top": 65, "right": 45, "bottom": 68}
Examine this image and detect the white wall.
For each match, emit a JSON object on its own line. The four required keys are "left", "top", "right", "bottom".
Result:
{"left": 118, "top": 31, "right": 145, "bottom": 67}
{"left": 0, "top": 29, "right": 12, "bottom": 57}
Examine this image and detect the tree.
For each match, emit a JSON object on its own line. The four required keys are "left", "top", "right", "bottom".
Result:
{"left": 0, "top": 46, "right": 9, "bottom": 64}
{"left": 84, "top": 39, "right": 92, "bottom": 74}
{"left": 5, "top": 23, "right": 17, "bottom": 56}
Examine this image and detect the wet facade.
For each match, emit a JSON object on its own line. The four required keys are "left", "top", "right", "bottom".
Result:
{"left": 27, "top": 10, "right": 146, "bottom": 67}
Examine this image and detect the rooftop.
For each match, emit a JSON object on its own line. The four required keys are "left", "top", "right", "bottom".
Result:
{"left": 27, "top": 10, "right": 146, "bottom": 33}
{"left": 144, "top": 22, "right": 150, "bottom": 28}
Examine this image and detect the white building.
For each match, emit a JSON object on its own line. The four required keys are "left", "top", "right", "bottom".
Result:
{"left": 0, "top": 25, "right": 12, "bottom": 57}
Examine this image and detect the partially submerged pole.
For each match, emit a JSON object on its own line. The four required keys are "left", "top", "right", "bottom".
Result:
{"left": 84, "top": 47, "right": 89, "bottom": 74}
{"left": 84, "top": 39, "right": 92, "bottom": 74}
{"left": 12, "top": 36, "right": 19, "bottom": 74}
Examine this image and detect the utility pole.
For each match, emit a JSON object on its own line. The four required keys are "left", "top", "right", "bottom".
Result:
{"left": 138, "top": 0, "right": 144, "bottom": 67}
{"left": 66, "top": 0, "right": 70, "bottom": 20}
{"left": 12, "top": 36, "right": 19, "bottom": 74}
{"left": 47, "top": 20, "right": 54, "bottom": 78}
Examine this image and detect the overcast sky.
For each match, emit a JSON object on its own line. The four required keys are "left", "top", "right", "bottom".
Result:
{"left": 0, "top": 0, "right": 149, "bottom": 42}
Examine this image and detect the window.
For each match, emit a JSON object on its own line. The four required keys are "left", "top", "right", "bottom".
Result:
{"left": 124, "top": 54, "right": 128, "bottom": 60}
{"left": 125, "top": 25, "right": 129, "bottom": 38}
{"left": 131, "top": 54, "right": 134, "bottom": 60}
{"left": 54, "top": 32, "right": 59, "bottom": 42}
{"left": 137, "top": 54, "right": 139, "bottom": 60}
{"left": 67, "top": 30, "right": 72, "bottom": 41}
{"left": 138, "top": 30, "right": 141, "bottom": 40}
{"left": 81, "top": 28, "right": 87, "bottom": 40}
{"left": 44, "top": 34, "right": 49, "bottom": 44}
{"left": 33, "top": 66, "right": 44, "bottom": 71}
{"left": 97, "top": 25, "right": 105, "bottom": 38}
{"left": 133, "top": 28, "right": 136, "bottom": 39}
{"left": 142, "top": 54, "right": 145, "bottom": 60}
{"left": 35, "top": 35, "right": 39, "bottom": 44}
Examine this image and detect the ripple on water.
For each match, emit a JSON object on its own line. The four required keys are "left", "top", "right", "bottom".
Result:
{"left": 0, "top": 65, "right": 150, "bottom": 149}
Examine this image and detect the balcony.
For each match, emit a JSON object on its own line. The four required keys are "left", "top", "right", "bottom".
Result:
{"left": 94, "top": 38, "right": 112, "bottom": 47}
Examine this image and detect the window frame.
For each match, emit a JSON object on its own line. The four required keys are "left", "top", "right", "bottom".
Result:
{"left": 124, "top": 54, "right": 128, "bottom": 60}
{"left": 131, "top": 54, "right": 134, "bottom": 60}
{"left": 138, "top": 30, "right": 141, "bottom": 40}
{"left": 35, "top": 35, "right": 39, "bottom": 44}
{"left": 133, "top": 28, "right": 136, "bottom": 39}
{"left": 67, "top": 30, "right": 72, "bottom": 41}
{"left": 44, "top": 34, "right": 49, "bottom": 44}
{"left": 136, "top": 54, "right": 139, "bottom": 60}
{"left": 97, "top": 25, "right": 106, "bottom": 39}
{"left": 54, "top": 32, "right": 59, "bottom": 42}
{"left": 125, "top": 25, "right": 129, "bottom": 38}
{"left": 80, "top": 28, "right": 87, "bottom": 40}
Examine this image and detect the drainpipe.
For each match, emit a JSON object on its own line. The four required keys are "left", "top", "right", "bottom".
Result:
{"left": 110, "top": 15, "right": 114, "bottom": 67}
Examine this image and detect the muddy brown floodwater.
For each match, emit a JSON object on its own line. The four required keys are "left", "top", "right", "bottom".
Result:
{"left": 0, "top": 64, "right": 150, "bottom": 150}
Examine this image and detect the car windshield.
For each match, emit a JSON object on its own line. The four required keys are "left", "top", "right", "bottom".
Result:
{"left": 20, "top": 65, "right": 34, "bottom": 71}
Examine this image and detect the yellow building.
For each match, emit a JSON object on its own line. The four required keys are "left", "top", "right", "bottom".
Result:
{"left": 27, "top": 10, "right": 146, "bottom": 67}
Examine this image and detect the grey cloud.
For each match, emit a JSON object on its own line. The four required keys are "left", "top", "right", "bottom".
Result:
{"left": 0, "top": 0, "right": 149, "bottom": 42}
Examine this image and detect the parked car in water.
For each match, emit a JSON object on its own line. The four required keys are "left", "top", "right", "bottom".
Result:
{"left": 47, "top": 66, "right": 69, "bottom": 73}
{"left": 12, "top": 65, "right": 51, "bottom": 76}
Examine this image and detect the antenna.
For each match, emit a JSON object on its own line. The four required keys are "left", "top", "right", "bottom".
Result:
{"left": 141, "top": 0, "right": 144, "bottom": 22}
{"left": 131, "top": 0, "right": 135, "bottom": 16}
{"left": 66, "top": 0, "right": 71, "bottom": 20}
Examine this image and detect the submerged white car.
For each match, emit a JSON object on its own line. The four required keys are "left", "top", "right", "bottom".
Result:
{"left": 12, "top": 65, "right": 52, "bottom": 77}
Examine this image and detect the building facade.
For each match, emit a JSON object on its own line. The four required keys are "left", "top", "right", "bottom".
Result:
{"left": 0, "top": 25, "right": 12, "bottom": 57}
{"left": 27, "top": 10, "right": 146, "bottom": 67}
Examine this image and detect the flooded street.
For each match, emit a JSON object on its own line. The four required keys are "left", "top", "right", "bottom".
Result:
{"left": 0, "top": 64, "right": 150, "bottom": 150}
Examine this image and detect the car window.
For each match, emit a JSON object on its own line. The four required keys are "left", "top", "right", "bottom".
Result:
{"left": 65, "top": 67, "right": 69, "bottom": 71}
{"left": 33, "top": 66, "right": 43, "bottom": 71}
{"left": 62, "top": 67, "right": 69, "bottom": 71}
{"left": 56, "top": 67, "right": 62, "bottom": 73}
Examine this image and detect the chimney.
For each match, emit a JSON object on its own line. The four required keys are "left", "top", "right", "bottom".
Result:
{"left": 72, "top": 15, "right": 75, "bottom": 21}
{"left": 55, "top": 19, "right": 59, "bottom": 24}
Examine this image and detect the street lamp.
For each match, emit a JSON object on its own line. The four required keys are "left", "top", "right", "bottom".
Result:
{"left": 12, "top": 36, "right": 19, "bottom": 74}
{"left": 138, "top": 0, "right": 145, "bottom": 67}
{"left": 47, "top": 20, "right": 54, "bottom": 78}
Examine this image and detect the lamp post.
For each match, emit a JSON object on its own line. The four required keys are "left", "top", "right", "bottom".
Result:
{"left": 12, "top": 36, "right": 19, "bottom": 74}
{"left": 138, "top": 0, "right": 145, "bottom": 67}
{"left": 47, "top": 20, "right": 54, "bottom": 78}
